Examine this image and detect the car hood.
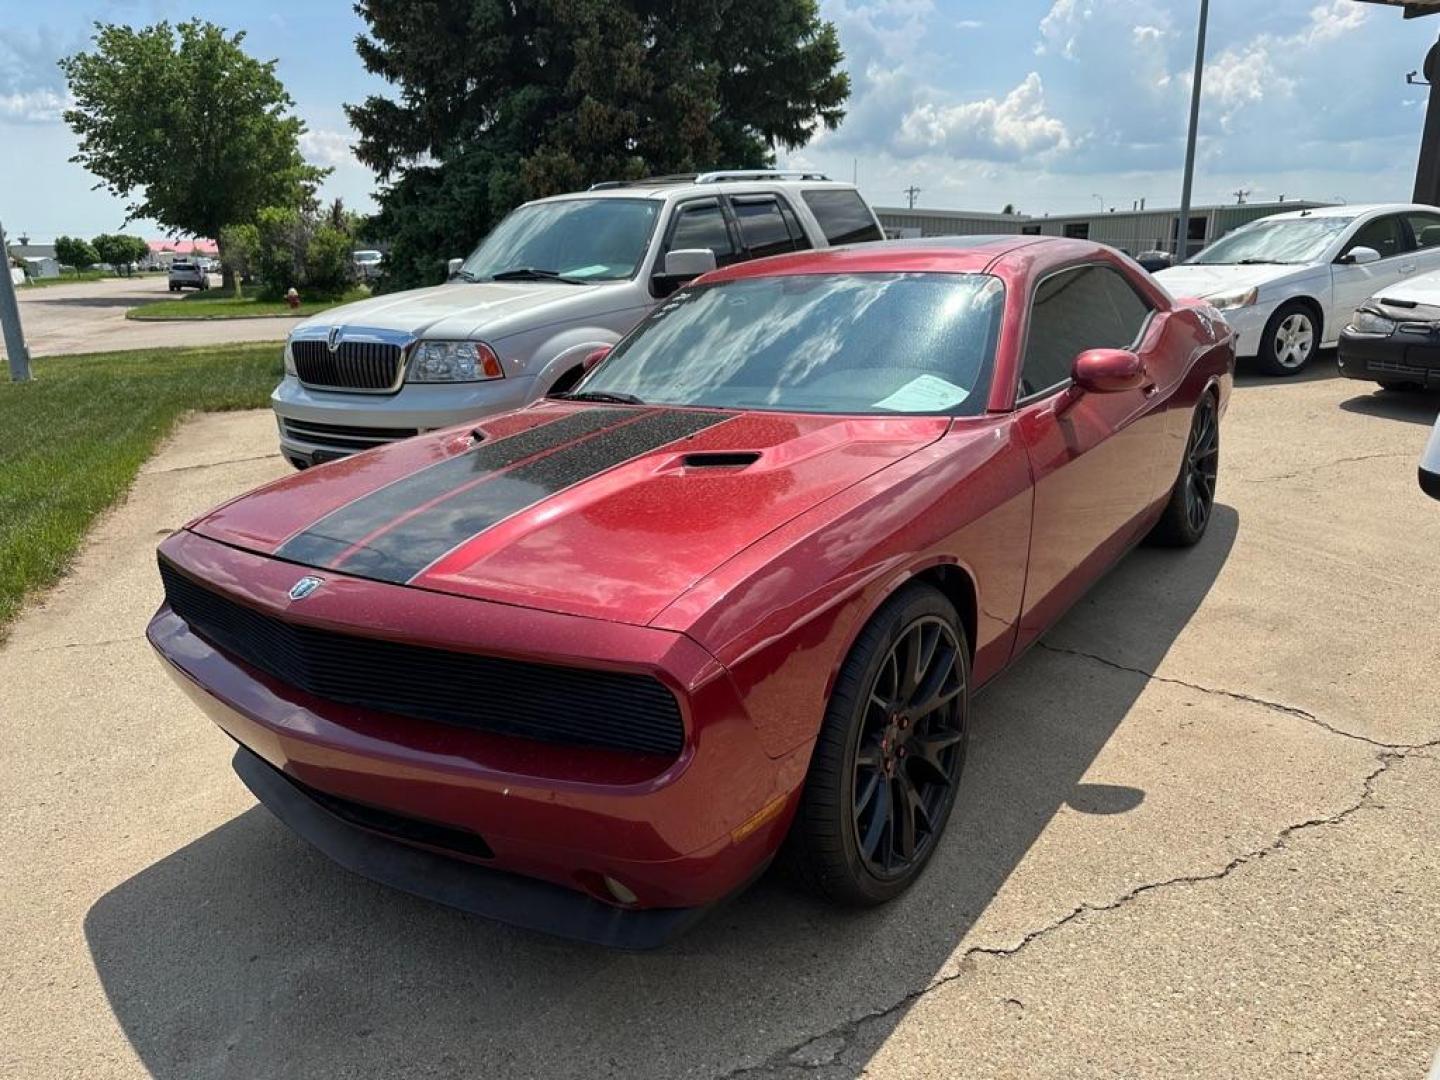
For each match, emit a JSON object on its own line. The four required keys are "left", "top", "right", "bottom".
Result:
{"left": 293, "top": 279, "right": 633, "bottom": 341}
{"left": 1371, "top": 266, "right": 1440, "bottom": 308}
{"left": 1155, "top": 262, "right": 1306, "bottom": 299}
{"left": 191, "top": 403, "right": 949, "bottom": 626}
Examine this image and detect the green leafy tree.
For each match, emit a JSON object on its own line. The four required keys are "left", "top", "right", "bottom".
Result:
{"left": 92, "top": 233, "right": 148, "bottom": 274}
{"left": 54, "top": 236, "right": 99, "bottom": 270}
{"left": 59, "top": 19, "right": 327, "bottom": 289}
{"left": 347, "top": 0, "right": 850, "bottom": 290}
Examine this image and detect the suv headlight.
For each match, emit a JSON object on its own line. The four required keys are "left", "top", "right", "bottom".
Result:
{"left": 1349, "top": 308, "right": 1396, "bottom": 337}
{"left": 283, "top": 341, "right": 296, "bottom": 376}
{"left": 1207, "top": 287, "right": 1259, "bottom": 312}
{"left": 408, "top": 340, "right": 505, "bottom": 383}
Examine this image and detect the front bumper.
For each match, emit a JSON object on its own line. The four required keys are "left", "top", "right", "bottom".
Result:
{"left": 271, "top": 374, "right": 539, "bottom": 467}
{"left": 147, "top": 530, "right": 808, "bottom": 941}
{"left": 1214, "top": 302, "right": 1270, "bottom": 360}
{"left": 1338, "top": 328, "right": 1440, "bottom": 389}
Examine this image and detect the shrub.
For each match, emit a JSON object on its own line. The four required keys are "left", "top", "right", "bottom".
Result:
{"left": 218, "top": 223, "right": 259, "bottom": 293}
{"left": 305, "top": 225, "right": 354, "bottom": 297}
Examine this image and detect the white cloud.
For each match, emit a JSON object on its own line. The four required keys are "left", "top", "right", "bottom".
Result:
{"left": 0, "top": 89, "right": 70, "bottom": 123}
{"left": 299, "top": 128, "right": 356, "bottom": 168}
{"left": 895, "top": 73, "right": 1070, "bottom": 160}
{"left": 1133, "top": 25, "right": 1166, "bottom": 44}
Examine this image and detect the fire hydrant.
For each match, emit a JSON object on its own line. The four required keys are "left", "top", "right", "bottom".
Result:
{"left": 285, "top": 287, "right": 300, "bottom": 310}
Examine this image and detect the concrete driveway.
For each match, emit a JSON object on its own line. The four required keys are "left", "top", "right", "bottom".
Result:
{"left": 1, "top": 361, "right": 1436, "bottom": 1079}
{"left": 2, "top": 274, "right": 301, "bottom": 358}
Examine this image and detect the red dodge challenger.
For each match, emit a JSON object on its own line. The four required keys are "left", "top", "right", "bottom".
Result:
{"left": 148, "top": 237, "right": 1233, "bottom": 948}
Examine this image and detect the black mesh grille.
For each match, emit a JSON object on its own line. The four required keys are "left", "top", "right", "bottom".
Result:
{"left": 293, "top": 339, "right": 403, "bottom": 390}
{"left": 159, "top": 560, "right": 685, "bottom": 756}
{"left": 282, "top": 418, "right": 420, "bottom": 452}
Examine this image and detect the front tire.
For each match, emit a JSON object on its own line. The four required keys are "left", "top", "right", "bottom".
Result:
{"left": 783, "top": 583, "right": 970, "bottom": 906}
{"left": 1148, "top": 392, "right": 1220, "bottom": 547}
{"left": 1257, "top": 300, "right": 1319, "bottom": 376}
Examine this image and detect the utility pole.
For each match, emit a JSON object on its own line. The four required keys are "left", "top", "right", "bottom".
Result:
{"left": 0, "top": 219, "right": 32, "bottom": 383}
{"left": 1177, "top": 0, "right": 1210, "bottom": 261}
{"left": 904, "top": 185, "right": 922, "bottom": 209}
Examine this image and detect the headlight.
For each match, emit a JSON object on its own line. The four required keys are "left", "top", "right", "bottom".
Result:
{"left": 283, "top": 341, "right": 296, "bottom": 376}
{"left": 408, "top": 340, "right": 505, "bottom": 383}
{"left": 1349, "top": 308, "right": 1396, "bottom": 337}
{"left": 1207, "top": 287, "right": 1259, "bottom": 312}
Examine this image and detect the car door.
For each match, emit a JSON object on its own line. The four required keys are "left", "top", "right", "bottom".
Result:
{"left": 1012, "top": 263, "right": 1167, "bottom": 651}
{"left": 1403, "top": 210, "right": 1440, "bottom": 278}
{"left": 1331, "top": 213, "right": 1411, "bottom": 327}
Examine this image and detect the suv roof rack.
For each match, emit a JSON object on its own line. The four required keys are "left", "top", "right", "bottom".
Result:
{"left": 589, "top": 174, "right": 699, "bottom": 190}
{"left": 588, "top": 169, "right": 833, "bottom": 191}
{"left": 695, "top": 170, "right": 831, "bottom": 184}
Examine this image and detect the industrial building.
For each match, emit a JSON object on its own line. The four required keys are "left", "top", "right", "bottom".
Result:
{"left": 874, "top": 199, "right": 1333, "bottom": 258}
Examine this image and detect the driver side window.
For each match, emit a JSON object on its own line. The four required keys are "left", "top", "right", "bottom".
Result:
{"left": 1343, "top": 216, "right": 1406, "bottom": 261}
{"left": 663, "top": 201, "right": 736, "bottom": 267}
{"left": 1020, "top": 265, "right": 1153, "bottom": 399}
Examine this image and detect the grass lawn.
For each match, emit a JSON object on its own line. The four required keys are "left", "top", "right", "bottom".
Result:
{"left": 22, "top": 270, "right": 116, "bottom": 288}
{"left": 0, "top": 342, "right": 281, "bottom": 635}
{"left": 127, "top": 284, "right": 368, "bottom": 321}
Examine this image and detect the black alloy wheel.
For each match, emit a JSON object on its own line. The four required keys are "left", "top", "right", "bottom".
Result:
{"left": 851, "top": 616, "right": 967, "bottom": 879}
{"left": 784, "top": 583, "right": 971, "bottom": 906}
{"left": 1148, "top": 392, "right": 1221, "bottom": 547}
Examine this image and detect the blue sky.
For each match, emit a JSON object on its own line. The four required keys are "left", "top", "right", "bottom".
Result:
{"left": 2, "top": 0, "right": 1437, "bottom": 240}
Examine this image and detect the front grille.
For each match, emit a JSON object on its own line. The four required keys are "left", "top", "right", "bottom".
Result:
{"left": 1372, "top": 356, "right": 1427, "bottom": 377}
{"left": 159, "top": 561, "right": 685, "bottom": 756}
{"left": 293, "top": 339, "right": 404, "bottom": 391}
{"left": 283, "top": 418, "right": 420, "bottom": 453}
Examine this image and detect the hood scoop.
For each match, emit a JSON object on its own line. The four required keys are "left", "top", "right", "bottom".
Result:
{"left": 681, "top": 451, "right": 762, "bottom": 470}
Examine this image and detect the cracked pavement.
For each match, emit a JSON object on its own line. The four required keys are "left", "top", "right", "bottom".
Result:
{"left": 1, "top": 361, "right": 1437, "bottom": 1079}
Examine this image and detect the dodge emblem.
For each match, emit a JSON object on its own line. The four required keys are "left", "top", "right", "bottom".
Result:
{"left": 289, "top": 576, "right": 324, "bottom": 601}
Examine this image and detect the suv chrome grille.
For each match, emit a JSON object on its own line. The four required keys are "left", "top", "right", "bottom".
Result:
{"left": 293, "top": 339, "right": 404, "bottom": 391}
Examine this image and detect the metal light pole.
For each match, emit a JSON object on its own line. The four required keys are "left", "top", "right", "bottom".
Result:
{"left": 0, "top": 219, "right": 31, "bottom": 382}
{"left": 1177, "top": 0, "right": 1210, "bottom": 260}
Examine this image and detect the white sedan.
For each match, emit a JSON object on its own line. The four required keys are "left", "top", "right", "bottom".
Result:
{"left": 1157, "top": 203, "right": 1440, "bottom": 375}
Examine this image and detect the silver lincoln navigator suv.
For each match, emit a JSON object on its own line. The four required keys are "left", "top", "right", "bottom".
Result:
{"left": 271, "top": 171, "right": 884, "bottom": 467}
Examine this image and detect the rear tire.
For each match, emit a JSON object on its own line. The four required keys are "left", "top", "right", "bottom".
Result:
{"left": 783, "top": 583, "right": 970, "bottom": 907}
{"left": 1256, "top": 300, "right": 1320, "bottom": 376}
{"left": 1148, "top": 392, "right": 1220, "bottom": 548}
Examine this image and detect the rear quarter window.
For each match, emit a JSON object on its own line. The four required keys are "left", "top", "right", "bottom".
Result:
{"left": 802, "top": 189, "right": 884, "bottom": 246}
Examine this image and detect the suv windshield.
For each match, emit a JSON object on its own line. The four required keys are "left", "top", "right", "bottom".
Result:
{"left": 458, "top": 198, "right": 660, "bottom": 282}
{"left": 576, "top": 272, "right": 1004, "bottom": 415}
{"left": 1188, "top": 216, "right": 1354, "bottom": 265}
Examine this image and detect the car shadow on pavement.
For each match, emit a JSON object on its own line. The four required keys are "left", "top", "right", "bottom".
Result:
{"left": 1338, "top": 388, "right": 1440, "bottom": 426}
{"left": 85, "top": 507, "right": 1238, "bottom": 1080}
{"left": 1234, "top": 348, "right": 1339, "bottom": 388}
{"left": 26, "top": 295, "right": 153, "bottom": 309}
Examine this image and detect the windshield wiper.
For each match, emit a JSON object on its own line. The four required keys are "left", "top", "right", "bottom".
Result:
{"left": 1237, "top": 258, "right": 1287, "bottom": 265}
{"left": 555, "top": 390, "right": 646, "bottom": 405}
{"left": 488, "top": 266, "right": 587, "bottom": 284}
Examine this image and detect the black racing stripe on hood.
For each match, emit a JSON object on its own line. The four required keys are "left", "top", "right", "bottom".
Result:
{"left": 277, "top": 408, "right": 631, "bottom": 569}
{"left": 336, "top": 409, "right": 736, "bottom": 584}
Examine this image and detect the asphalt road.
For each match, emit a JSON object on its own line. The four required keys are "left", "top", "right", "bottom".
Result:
{"left": 1, "top": 360, "right": 1437, "bottom": 1079}
{"left": 2, "top": 274, "right": 301, "bottom": 358}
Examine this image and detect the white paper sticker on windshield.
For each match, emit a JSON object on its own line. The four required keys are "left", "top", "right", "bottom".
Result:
{"left": 872, "top": 374, "right": 970, "bottom": 413}
{"left": 564, "top": 264, "right": 610, "bottom": 278}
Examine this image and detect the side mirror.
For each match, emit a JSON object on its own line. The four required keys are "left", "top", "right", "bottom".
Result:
{"left": 1421, "top": 416, "right": 1440, "bottom": 501}
{"left": 1339, "top": 246, "right": 1381, "bottom": 266}
{"left": 581, "top": 345, "right": 611, "bottom": 372}
{"left": 660, "top": 248, "right": 718, "bottom": 281}
{"left": 1072, "top": 349, "right": 1149, "bottom": 394}
{"left": 447, "top": 257, "right": 464, "bottom": 278}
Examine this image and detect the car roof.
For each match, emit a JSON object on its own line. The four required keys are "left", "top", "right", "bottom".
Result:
{"left": 529, "top": 178, "right": 865, "bottom": 203}
{"left": 702, "top": 236, "right": 1086, "bottom": 283}
{"left": 1260, "top": 202, "right": 1440, "bottom": 221}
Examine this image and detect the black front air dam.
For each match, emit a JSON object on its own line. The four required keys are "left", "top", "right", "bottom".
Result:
{"left": 231, "top": 746, "right": 736, "bottom": 950}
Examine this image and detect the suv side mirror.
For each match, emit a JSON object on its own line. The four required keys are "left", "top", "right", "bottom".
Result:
{"left": 447, "top": 257, "right": 463, "bottom": 278}
{"left": 1422, "top": 416, "right": 1440, "bottom": 501}
{"left": 652, "top": 248, "right": 717, "bottom": 297}
{"left": 1339, "top": 246, "right": 1381, "bottom": 266}
{"left": 1072, "top": 349, "right": 1149, "bottom": 393}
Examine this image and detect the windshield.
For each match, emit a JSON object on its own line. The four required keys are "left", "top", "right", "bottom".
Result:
{"left": 576, "top": 272, "right": 1005, "bottom": 415}
{"left": 1188, "top": 216, "right": 1354, "bottom": 265}
{"left": 458, "top": 198, "right": 660, "bottom": 282}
